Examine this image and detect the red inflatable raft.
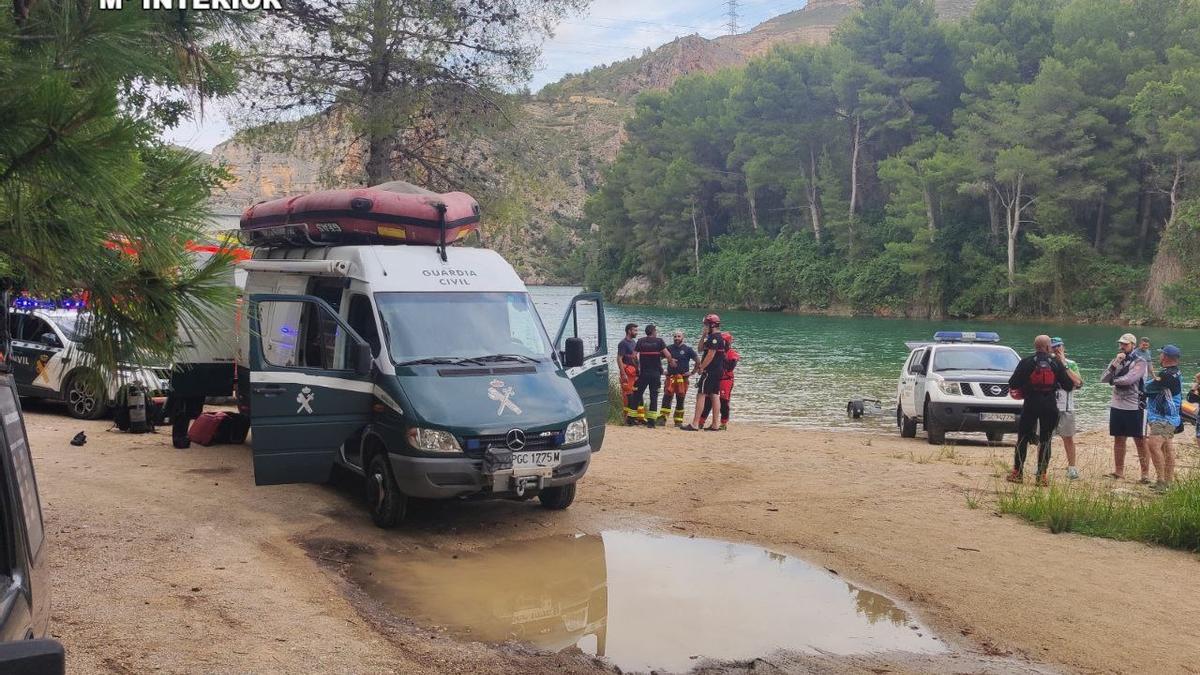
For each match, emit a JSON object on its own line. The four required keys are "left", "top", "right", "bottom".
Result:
{"left": 239, "top": 181, "right": 481, "bottom": 247}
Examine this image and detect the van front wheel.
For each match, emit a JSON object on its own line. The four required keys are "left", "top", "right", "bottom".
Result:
{"left": 365, "top": 453, "right": 406, "bottom": 528}
{"left": 538, "top": 483, "right": 576, "bottom": 510}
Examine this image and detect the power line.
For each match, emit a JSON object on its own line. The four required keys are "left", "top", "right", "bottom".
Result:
{"left": 725, "top": 0, "right": 741, "bottom": 34}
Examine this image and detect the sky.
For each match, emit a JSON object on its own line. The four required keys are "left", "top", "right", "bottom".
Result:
{"left": 162, "top": 0, "right": 807, "bottom": 153}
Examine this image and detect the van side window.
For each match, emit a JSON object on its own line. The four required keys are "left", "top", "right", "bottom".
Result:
{"left": 346, "top": 295, "right": 381, "bottom": 357}
{"left": 257, "top": 299, "right": 353, "bottom": 371}
{"left": 0, "top": 385, "right": 44, "bottom": 557}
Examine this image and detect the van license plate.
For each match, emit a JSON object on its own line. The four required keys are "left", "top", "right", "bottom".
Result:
{"left": 512, "top": 450, "right": 561, "bottom": 471}
{"left": 980, "top": 412, "right": 1016, "bottom": 422}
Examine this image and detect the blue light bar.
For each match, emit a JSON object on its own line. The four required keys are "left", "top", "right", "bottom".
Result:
{"left": 934, "top": 331, "right": 1000, "bottom": 343}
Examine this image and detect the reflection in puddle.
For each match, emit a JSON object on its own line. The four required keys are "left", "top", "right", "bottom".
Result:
{"left": 347, "top": 531, "right": 944, "bottom": 673}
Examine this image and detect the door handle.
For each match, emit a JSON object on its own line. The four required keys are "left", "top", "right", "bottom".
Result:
{"left": 252, "top": 384, "right": 286, "bottom": 397}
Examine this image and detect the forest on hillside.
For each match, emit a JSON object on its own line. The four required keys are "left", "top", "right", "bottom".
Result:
{"left": 581, "top": 0, "right": 1200, "bottom": 325}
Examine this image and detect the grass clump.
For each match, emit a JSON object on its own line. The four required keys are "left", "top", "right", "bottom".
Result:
{"left": 608, "top": 379, "right": 625, "bottom": 423}
{"left": 997, "top": 478, "right": 1200, "bottom": 553}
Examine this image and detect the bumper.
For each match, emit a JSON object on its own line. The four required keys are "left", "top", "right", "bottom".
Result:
{"left": 388, "top": 444, "right": 592, "bottom": 499}
{"left": 927, "top": 400, "right": 1021, "bottom": 433}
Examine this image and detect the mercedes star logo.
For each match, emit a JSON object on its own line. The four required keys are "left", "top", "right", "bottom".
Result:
{"left": 505, "top": 428, "right": 526, "bottom": 451}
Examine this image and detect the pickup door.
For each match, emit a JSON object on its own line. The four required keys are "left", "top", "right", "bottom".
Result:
{"left": 553, "top": 293, "right": 610, "bottom": 451}
{"left": 246, "top": 294, "right": 375, "bottom": 485}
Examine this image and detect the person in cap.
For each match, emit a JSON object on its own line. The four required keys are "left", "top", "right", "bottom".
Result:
{"left": 1050, "top": 337, "right": 1084, "bottom": 480}
{"left": 1008, "top": 335, "right": 1076, "bottom": 486}
{"left": 1100, "top": 333, "right": 1151, "bottom": 482}
{"left": 1144, "top": 344, "right": 1183, "bottom": 489}
{"left": 662, "top": 330, "right": 699, "bottom": 427}
{"left": 682, "top": 314, "right": 726, "bottom": 432}
{"left": 1188, "top": 372, "right": 1200, "bottom": 452}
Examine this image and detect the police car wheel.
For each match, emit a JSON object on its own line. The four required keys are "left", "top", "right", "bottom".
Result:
{"left": 65, "top": 372, "right": 108, "bottom": 420}
{"left": 538, "top": 482, "right": 576, "bottom": 510}
{"left": 898, "top": 407, "right": 917, "bottom": 438}
{"left": 924, "top": 400, "right": 946, "bottom": 445}
{"left": 365, "top": 453, "right": 407, "bottom": 529}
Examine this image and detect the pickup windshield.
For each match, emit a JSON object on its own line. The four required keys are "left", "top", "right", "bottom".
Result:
{"left": 933, "top": 346, "right": 1019, "bottom": 373}
{"left": 375, "top": 292, "right": 552, "bottom": 365}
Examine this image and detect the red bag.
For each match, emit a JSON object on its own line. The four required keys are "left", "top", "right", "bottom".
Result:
{"left": 187, "top": 412, "right": 228, "bottom": 447}
{"left": 1029, "top": 354, "right": 1057, "bottom": 393}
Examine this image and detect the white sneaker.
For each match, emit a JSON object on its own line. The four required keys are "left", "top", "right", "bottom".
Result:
{"left": 1067, "top": 467, "right": 1080, "bottom": 480}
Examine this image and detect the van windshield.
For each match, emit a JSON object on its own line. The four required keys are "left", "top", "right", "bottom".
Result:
{"left": 375, "top": 292, "right": 552, "bottom": 365}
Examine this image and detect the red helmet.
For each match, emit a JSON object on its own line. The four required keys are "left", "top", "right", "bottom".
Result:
{"left": 721, "top": 331, "right": 733, "bottom": 344}
{"left": 704, "top": 313, "right": 721, "bottom": 326}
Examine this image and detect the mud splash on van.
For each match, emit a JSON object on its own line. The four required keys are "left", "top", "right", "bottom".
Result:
{"left": 345, "top": 531, "right": 945, "bottom": 673}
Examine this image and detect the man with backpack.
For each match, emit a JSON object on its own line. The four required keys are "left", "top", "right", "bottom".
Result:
{"left": 1144, "top": 344, "right": 1183, "bottom": 490}
{"left": 1101, "top": 333, "right": 1151, "bottom": 482}
{"left": 1008, "top": 335, "right": 1076, "bottom": 486}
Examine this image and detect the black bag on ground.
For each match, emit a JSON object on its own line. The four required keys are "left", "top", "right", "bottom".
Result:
{"left": 217, "top": 412, "right": 250, "bottom": 444}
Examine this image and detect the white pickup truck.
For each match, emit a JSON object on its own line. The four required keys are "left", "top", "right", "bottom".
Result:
{"left": 896, "top": 332, "right": 1023, "bottom": 444}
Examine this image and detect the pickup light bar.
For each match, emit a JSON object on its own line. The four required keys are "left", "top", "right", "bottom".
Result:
{"left": 934, "top": 331, "right": 1000, "bottom": 343}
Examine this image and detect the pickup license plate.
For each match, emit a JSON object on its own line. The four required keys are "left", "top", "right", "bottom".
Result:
{"left": 980, "top": 412, "right": 1017, "bottom": 423}
{"left": 512, "top": 450, "right": 561, "bottom": 472}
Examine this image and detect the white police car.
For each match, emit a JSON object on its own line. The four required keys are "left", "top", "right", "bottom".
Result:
{"left": 5, "top": 301, "right": 170, "bottom": 420}
{"left": 896, "top": 332, "right": 1023, "bottom": 444}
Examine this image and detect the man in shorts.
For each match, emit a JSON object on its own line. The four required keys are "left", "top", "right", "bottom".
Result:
{"left": 1050, "top": 337, "right": 1084, "bottom": 479}
{"left": 1101, "top": 333, "right": 1150, "bottom": 482}
{"left": 1145, "top": 344, "right": 1183, "bottom": 490}
{"left": 682, "top": 314, "right": 726, "bottom": 432}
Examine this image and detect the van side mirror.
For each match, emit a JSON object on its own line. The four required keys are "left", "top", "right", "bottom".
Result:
{"left": 353, "top": 342, "right": 373, "bottom": 376}
{"left": 564, "top": 337, "right": 585, "bottom": 369}
{"left": 39, "top": 333, "right": 60, "bottom": 348}
{"left": 0, "top": 639, "right": 66, "bottom": 675}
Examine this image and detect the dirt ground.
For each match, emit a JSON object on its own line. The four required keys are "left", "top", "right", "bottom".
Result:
{"left": 24, "top": 402, "right": 1200, "bottom": 674}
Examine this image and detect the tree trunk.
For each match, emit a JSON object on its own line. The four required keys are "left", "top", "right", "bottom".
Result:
{"left": 362, "top": 0, "right": 393, "bottom": 185}
{"left": 1006, "top": 176, "right": 1024, "bottom": 311}
{"left": 1136, "top": 184, "right": 1154, "bottom": 262}
{"left": 747, "top": 186, "right": 759, "bottom": 232}
{"left": 847, "top": 115, "right": 861, "bottom": 250}
{"left": 1093, "top": 197, "right": 1105, "bottom": 251}
{"left": 987, "top": 191, "right": 1000, "bottom": 245}
{"left": 922, "top": 186, "right": 937, "bottom": 232}
{"left": 1144, "top": 158, "right": 1187, "bottom": 314}
{"left": 691, "top": 199, "right": 700, "bottom": 275}
{"left": 806, "top": 147, "right": 823, "bottom": 244}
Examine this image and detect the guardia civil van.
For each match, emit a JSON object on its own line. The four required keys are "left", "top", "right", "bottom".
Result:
{"left": 234, "top": 244, "right": 610, "bottom": 527}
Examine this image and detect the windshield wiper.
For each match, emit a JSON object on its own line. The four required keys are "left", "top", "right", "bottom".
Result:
{"left": 397, "top": 356, "right": 487, "bottom": 367}
{"left": 474, "top": 354, "right": 541, "bottom": 364}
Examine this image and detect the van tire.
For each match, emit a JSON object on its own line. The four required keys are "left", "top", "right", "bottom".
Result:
{"left": 64, "top": 371, "right": 109, "bottom": 420}
{"left": 898, "top": 407, "right": 917, "bottom": 438}
{"left": 924, "top": 401, "right": 946, "bottom": 445}
{"left": 538, "top": 483, "right": 576, "bottom": 510}
{"left": 365, "top": 452, "right": 406, "bottom": 528}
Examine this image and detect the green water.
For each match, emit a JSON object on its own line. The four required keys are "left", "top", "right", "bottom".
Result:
{"left": 531, "top": 286, "right": 1200, "bottom": 434}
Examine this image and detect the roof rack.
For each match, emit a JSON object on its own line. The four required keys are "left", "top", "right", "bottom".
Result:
{"left": 225, "top": 225, "right": 449, "bottom": 249}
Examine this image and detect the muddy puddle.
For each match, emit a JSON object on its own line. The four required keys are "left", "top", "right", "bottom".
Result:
{"left": 346, "top": 531, "right": 945, "bottom": 673}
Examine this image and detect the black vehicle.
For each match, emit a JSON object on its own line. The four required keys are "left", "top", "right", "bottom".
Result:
{"left": 0, "top": 362, "right": 64, "bottom": 673}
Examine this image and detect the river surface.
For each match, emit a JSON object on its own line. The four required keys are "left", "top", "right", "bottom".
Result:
{"left": 530, "top": 286, "right": 1200, "bottom": 434}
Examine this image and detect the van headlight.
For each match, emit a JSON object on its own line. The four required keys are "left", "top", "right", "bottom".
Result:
{"left": 406, "top": 428, "right": 462, "bottom": 454}
{"left": 564, "top": 418, "right": 589, "bottom": 446}
{"left": 937, "top": 380, "right": 963, "bottom": 396}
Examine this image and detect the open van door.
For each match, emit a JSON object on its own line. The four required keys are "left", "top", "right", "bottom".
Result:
{"left": 553, "top": 293, "right": 609, "bottom": 451}
{"left": 247, "top": 294, "right": 375, "bottom": 485}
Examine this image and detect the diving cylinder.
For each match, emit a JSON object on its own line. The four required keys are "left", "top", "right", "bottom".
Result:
{"left": 127, "top": 384, "right": 150, "bottom": 434}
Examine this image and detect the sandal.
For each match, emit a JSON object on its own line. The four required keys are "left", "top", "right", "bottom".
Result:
{"left": 1138, "top": 477, "right": 1153, "bottom": 485}
{"left": 704, "top": 427, "right": 721, "bottom": 432}
{"left": 679, "top": 424, "right": 699, "bottom": 432}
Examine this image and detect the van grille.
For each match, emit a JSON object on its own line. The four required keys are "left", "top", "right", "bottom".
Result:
{"left": 462, "top": 431, "right": 562, "bottom": 459}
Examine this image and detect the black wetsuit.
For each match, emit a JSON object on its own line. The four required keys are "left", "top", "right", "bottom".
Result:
{"left": 1009, "top": 352, "right": 1075, "bottom": 477}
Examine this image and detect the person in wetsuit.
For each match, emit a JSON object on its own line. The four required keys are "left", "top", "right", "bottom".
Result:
{"left": 662, "top": 330, "right": 699, "bottom": 427}
{"left": 1008, "top": 334, "right": 1076, "bottom": 486}
{"left": 632, "top": 325, "right": 673, "bottom": 428}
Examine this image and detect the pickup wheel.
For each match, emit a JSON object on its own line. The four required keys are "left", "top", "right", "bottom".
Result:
{"left": 898, "top": 407, "right": 917, "bottom": 438}
{"left": 986, "top": 431, "right": 1005, "bottom": 444}
{"left": 64, "top": 371, "right": 109, "bottom": 420}
{"left": 924, "top": 400, "right": 946, "bottom": 445}
{"left": 538, "top": 482, "right": 576, "bottom": 510}
{"left": 365, "top": 452, "right": 407, "bottom": 529}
